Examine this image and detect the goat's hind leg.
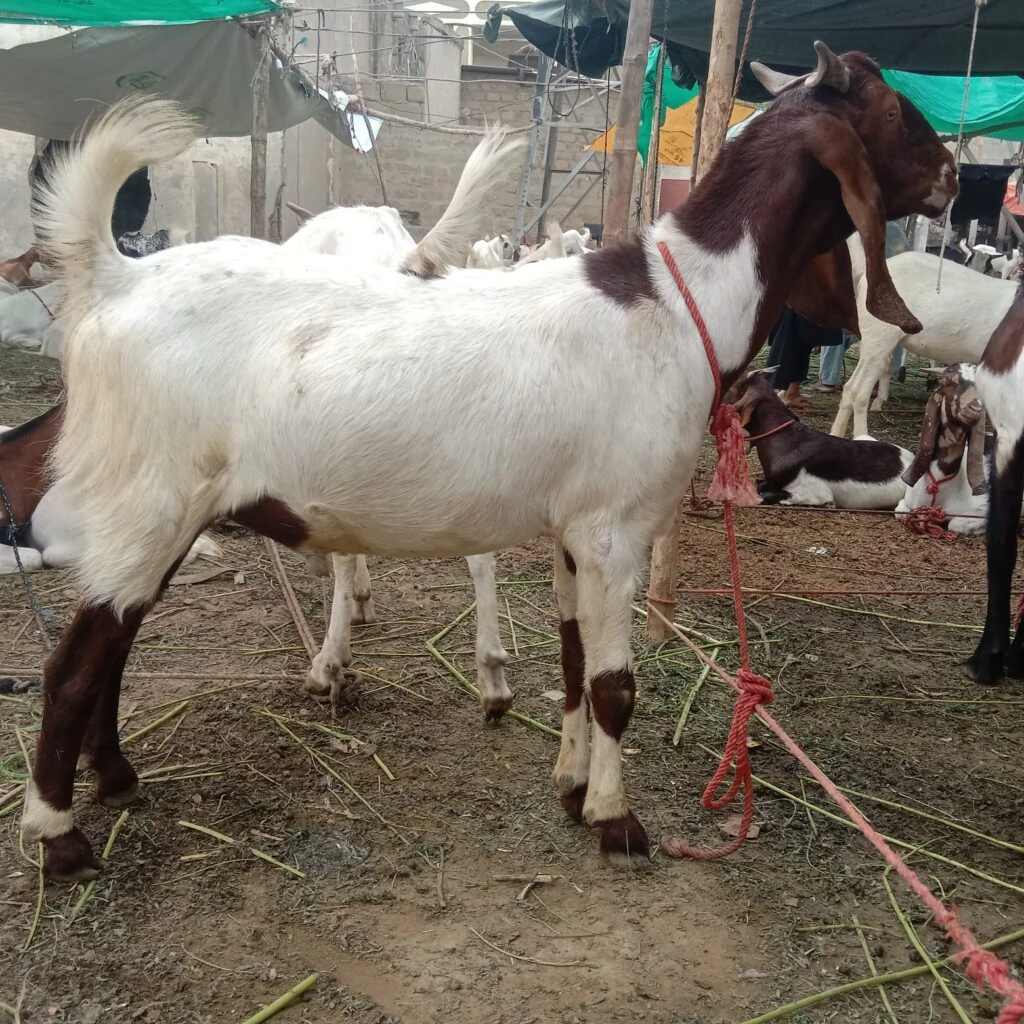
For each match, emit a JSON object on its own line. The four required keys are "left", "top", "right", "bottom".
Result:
{"left": 79, "top": 612, "right": 147, "bottom": 809}
{"left": 466, "top": 553, "right": 512, "bottom": 720}
{"left": 23, "top": 603, "right": 149, "bottom": 881}
{"left": 306, "top": 554, "right": 362, "bottom": 711}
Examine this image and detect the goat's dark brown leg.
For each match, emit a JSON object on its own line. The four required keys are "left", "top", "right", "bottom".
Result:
{"left": 22, "top": 604, "right": 147, "bottom": 881}
{"left": 967, "top": 440, "right": 1024, "bottom": 684}
{"left": 80, "top": 613, "right": 147, "bottom": 808}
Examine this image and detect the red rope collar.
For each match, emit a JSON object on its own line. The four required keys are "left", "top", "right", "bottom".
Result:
{"left": 745, "top": 419, "right": 795, "bottom": 444}
{"left": 902, "top": 466, "right": 960, "bottom": 541}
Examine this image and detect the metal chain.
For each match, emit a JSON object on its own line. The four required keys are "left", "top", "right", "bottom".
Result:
{"left": 0, "top": 473, "right": 53, "bottom": 651}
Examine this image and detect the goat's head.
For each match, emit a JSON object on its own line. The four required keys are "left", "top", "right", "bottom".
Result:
{"left": 723, "top": 367, "right": 784, "bottom": 429}
{"left": 735, "top": 42, "right": 957, "bottom": 340}
{"left": 901, "top": 364, "right": 988, "bottom": 495}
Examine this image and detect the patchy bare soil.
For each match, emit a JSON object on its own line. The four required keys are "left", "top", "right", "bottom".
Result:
{"left": 1, "top": 346, "right": 1022, "bottom": 1024}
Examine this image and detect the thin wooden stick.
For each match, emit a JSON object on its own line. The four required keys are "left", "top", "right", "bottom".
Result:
{"left": 853, "top": 914, "right": 900, "bottom": 1024}
{"left": 70, "top": 810, "right": 130, "bottom": 921}
{"left": 21, "top": 844, "right": 44, "bottom": 951}
{"left": 673, "top": 648, "right": 717, "bottom": 746}
{"left": 469, "top": 927, "right": 586, "bottom": 968}
{"left": 883, "top": 871, "right": 972, "bottom": 1024}
{"left": 263, "top": 538, "right": 318, "bottom": 658}
{"left": 241, "top": 973, "right": 319, "bottom": 1024}
{"left": 178, "top": 820, "right": 306, "bottom": 878}
{"left": 122, "top": 701, "right": 189, "bottom": 746}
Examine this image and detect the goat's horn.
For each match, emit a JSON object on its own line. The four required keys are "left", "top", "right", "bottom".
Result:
{"left": 750, "top": 61, "right": 804, "bottom": 97}
{"left": 806, "top": 41, "right": 850, "bottom": 94}
{"left": 286, "top": 201, "right": 315, "bottom": 223}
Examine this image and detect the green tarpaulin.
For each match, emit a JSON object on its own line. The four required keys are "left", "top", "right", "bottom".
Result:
{"left": 882, "top": 70, "right": 1024, "bottom": 141}
{"left": 0, "top": 0, "right": 278, "bottom": 27}
{"left": 631, "top": 42, "right": 1024, "bottom": 160}
{"left": 484, "top": 0, "right": 1024, "bottom": 94}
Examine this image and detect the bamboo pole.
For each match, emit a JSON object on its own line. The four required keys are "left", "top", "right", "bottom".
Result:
{"left": 250, "top": 20, "right": 272, "bottom": 240}
{"left": 602, "top": 0, "right": 655, "bottom": 245}
{"left": 645, "top": 0, "right": 743, "bottom": 638}
{"left": 641, "top": 43, "right": 667, "bottom": 223}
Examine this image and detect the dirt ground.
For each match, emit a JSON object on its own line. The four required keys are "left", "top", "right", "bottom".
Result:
{"left": 1, "top": 344, "right": 1022, "bottom": 1024}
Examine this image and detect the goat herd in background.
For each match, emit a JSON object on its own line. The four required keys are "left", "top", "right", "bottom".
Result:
{"left": 0, "top": 42, "right": 1022, "bottom": 883}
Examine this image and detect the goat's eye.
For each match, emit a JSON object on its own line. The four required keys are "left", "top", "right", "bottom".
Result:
{"left": 886, "top": 107, "right": 898, "bottom": 122}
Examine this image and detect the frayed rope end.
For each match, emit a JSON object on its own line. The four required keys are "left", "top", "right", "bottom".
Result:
{"left": 708, "top": 404, "right": 761, "bottom": 507}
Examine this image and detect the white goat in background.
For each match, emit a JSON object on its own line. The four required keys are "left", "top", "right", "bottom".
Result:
{"left": 285, "top": 132, "right": 518, "bottom": 716}
{"left": 831, "top": 251, "right": 1017, "bottom": 438}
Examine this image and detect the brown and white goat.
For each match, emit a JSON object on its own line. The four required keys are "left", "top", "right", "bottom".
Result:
{"left": 966, "top": 285, "right": 1024, "bottom": 684}
{"left": 24, "top": 43, "right": 956, "bottom": 881}
{"left": 728, "top": 369, "right": 911, "bottom": 508}
{"left": 895, "top": 364, "right": 990, "bottom": 535}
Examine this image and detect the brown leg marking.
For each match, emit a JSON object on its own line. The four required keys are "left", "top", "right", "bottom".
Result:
{"left": 589, "top": 667, "right": 650, "bottom": 862}
{"left": 33, "top": 605, "right": 142, "bottom": 879}
{"left": 558, "top": 617, "right": 589, "bottom": 823}
{"left": 80, "top": 608, "right": 147, "bottom": 808}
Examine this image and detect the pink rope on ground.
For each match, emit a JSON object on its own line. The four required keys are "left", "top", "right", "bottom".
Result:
{"left": 654, "top": 240, "right": 1024, "bottom": 1023}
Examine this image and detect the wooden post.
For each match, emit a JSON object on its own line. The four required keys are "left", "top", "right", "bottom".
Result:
{"left": 602, "top": 0, "right": 654, "bottom": 246}
{"left": 645, "top": 0, "right": 743, "bottom": 640}
{"left": 695, "top": 0, "right": 743, "bottom": 182}
{"left": 250, "top": 20, "right": 272, "bottom": 240}
{"left": 641, "top": 43, "right": 666, "bottom": 223}
{"left": 536, "top": 87, "right": 561, "bottom": 241}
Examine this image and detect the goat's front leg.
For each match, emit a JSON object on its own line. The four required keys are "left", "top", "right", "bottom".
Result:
{"left": 968, "top": 445, "right": 1024, "bottom": 683}
{"left": 306, "top": 554, "right": 362, "bottom": 708}
{"left": 551, "top": 544, "right": 590, "bottom": 821}
{"left": 23, "top": 603, "right": 148, "bottom": 882}
{"left": 575, "top": 543, "right": 650, "bottom": 865}
{"left": 967, "top": 452, "right": 1024, "bottom": 682}
{"left": 465, "top": 552, "right": 512, "bottom": 720}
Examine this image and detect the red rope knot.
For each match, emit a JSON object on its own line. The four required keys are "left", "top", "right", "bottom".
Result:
{"left": 901, "top": 505, "right": 956, "bottom": 542}
{"left": 661, "top": 668, "right": 773, "bottom": 861}
{"left": 958, "top": 949, "right": 1024, "bottom": 1024}
{"left": 709, "top": 403, "right": 762, "bottom": 507}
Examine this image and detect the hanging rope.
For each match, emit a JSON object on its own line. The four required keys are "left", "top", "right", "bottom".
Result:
{"left": 937, "top": 0, "right": 987, "bottom": 293}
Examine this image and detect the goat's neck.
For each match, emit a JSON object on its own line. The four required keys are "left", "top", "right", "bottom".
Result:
{"left": 665, "top": 129, "right": 852, "bottom": 377}
{"left": 747, "top": 401, "right": 799, "bottom": 468}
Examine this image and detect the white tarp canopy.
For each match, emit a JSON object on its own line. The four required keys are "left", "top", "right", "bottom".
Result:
{"left": 0, "top": 19, "right": 352, "bottom": 142}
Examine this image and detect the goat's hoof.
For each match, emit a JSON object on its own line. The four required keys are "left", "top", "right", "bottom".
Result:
{"left": 558, "top": 783, "right": 588, "bottom": 824}
{"left": 1004, "top": 648, "right": 1024, "bottom": 680}
{"left": 329, "top": 670, "right": 363, "bottom": 716}
{"left": 98, "top": 780, "right": 140, "bottom": 810}
{"left": 964, "top": 648, "right": 1004, "bottom": 686}
{"left": 303, "top": 656, "right": 350, "bottom": 699}
{"left": 483, "top": 696, "right": 514, "bottom": 722}
{"left": 350, "top": 597, "right": 377, "bottom": 626}
{"left": 596, "top": 811, "right": 652, "bottom": 868}
{"left": 43, "top": 828, "right": 104, "bottom": 883}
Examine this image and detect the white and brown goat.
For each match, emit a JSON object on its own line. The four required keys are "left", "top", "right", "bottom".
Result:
{"left": 895, "top": 364, "right": 991, "bottom": 535}
{"left": 728, "top": 369, "right": 911, "bottom": 508}
{"left": 23, "top": 42, "right": 957, "bottom": 881}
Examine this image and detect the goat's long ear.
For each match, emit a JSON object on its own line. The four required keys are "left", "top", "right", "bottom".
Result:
{"left": 806, "top": 119, "right": 922, "bottom": 336}
{"left": 901, "top": 391, "right": 943, "bottom": 486}
{"left": 966, "top": 406, "right": 988, "bottom": 495}
{"left": 786, "top": 243, "right": 860, "bottom": 336}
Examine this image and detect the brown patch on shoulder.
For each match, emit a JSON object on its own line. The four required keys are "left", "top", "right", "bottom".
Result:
{"left": 230, "top": 497, "right": 310, "bottom": 548}
{"left": 982, "top": 285, "right": 1024, "bottom": 374}
{"left": 584, "top": 241, "right": 656, "bottom": 308}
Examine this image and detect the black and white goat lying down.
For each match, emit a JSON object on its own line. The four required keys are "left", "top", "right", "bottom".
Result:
{"left": 727, "top": 369, "right": 912, "bottom": 508}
